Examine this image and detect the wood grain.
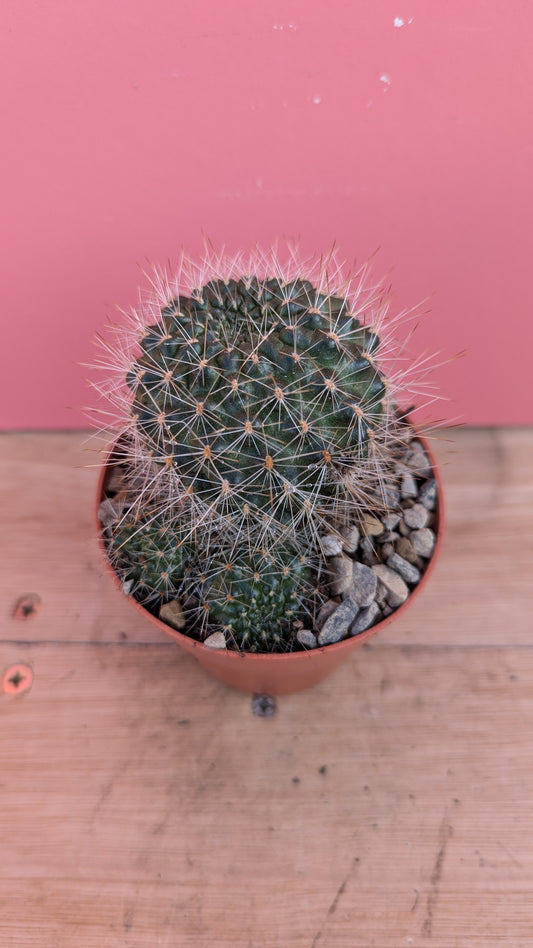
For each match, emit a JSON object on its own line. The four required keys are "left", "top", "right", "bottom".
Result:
{"left": 1, "top": 429, "right": 533, "bottom": 946}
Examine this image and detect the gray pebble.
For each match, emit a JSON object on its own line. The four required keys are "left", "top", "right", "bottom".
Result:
{"left": 340, "top": 524, "right": 360, "bottom": 553}
{"left": 403, "top": 503, "right": 429, "bottom": 529}
{"left": 410, "top": 527, "right": 436, "bottom": 558}
{"left": 418, "top": 478, "right": 438, "bottom": 510}
{"left": 371, "top": 564, "right": 409, "bottom": 608}
{"left": 348, "top": 562, "right": 378, "bottom": 607}
{"left": 382, "top": 485, "right": 401, "bottom": 508}
{"left": 380, "top": 542, "right": 395, "bottom": 560}
{"left": 106, "top": 466, "right": 128, "bottom": 493}
{"left": 297, "top": 629, "right": 318, "bottom": 649}
{"left": 378, "top": 529, "right": 400, "bottom": 543}
{"left": 359, "top": 536, "right": 380, "bottom": 566}
{"left": 203, "top": 631, "right": 226, "bottom": 649}
{"left": 406, "top": 444, "right": 432, "bottom": 477}
{"left": 382, "top": 512, "right": 401, "bottom": 530}
{"left": 317, "top": 598, "right": 359, "bottom": 646}
{"left": 387, "top": 552, "right": 421, "bottom": 585}
{"left": 315, "top": 599, "right": 340, "bottom": 630}
{"left": 327, "top": 554, "right": 354, "bottom": 596}
{"left": 350, "top": 601, "right": 381, "bottom": 635}
{"left": 401, "top": 472, "right": 418, "bottom": 499}
{"left": 375, "top": 581, "right": 389, "bottom": 608}
{"left": 98, "top": 497, "right": 125, "bottom": 528}
{"left": 321, "top": 533, "right": 344, "bottom": 557}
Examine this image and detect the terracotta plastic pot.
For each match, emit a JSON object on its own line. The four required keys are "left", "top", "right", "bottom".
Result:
{"left": 96, "top": 434, "right": 444, "bottom": 695}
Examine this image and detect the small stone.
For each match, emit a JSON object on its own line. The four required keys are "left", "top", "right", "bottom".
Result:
{"left": 380, "top": 542, "right": 395, "bottom": 560}
{"left": 382, "top": 485, "right": 401, "bottom": 508}
{"left": 349, "top": 601, "right": 381, "bottom": 635}
{"left": 203, "top": 631, "right": 227, "bottom": 649}
{"left": 410, "top": 527, "right": 436, "bottom": 558}
{"left": 375, "top": 581, "right": 389, "bottom": 608}
{"left": 159, "top": 599, "right": 187, "bottom": 630}
{"left": 361, "top": 514, "right": 384, "bottom": 537}
{"left": 387, "top": 552, "right": 421, "bottom": 585}
{"left": 371, "top": 564, "right": 409, "bottom": 608}
{"left": 340, "top": 524, "right": 360, "bottom": 553}
{"left": 297, "top": 629, "right": 318, "bottom": 649}
{"left": 401, "top": 472, "right": 418, "bottom": 499}
{"left": 321, "top": 533, "right": 343, "bottom": 557}
{"left": 418, "top": 478, "right": 438, "bottom": 510}
{"left": 106, "top": 466, "right": 128, "bottom": 493}
{"left": 382, "top": 512, "right": 401, "bottom": 531}
{"left": 121, "top": 579, "right": 133, "bottom": 596}
{"left": 403, "top": 503, "right": 429, "bottom": 529}
{"left": 359, "top": 536, "right": 380, "bottom": 566}
{"left": 395, "top": 536, "right": 419, "bottom": 564}
{"left": 327, "top": 554, "right": 354, "bottom": 596}
{"left": 406, "top": 444, "right": 432, "bottom": 476}
{"left": 347, "top": 562, "right": 378, "bottom": 607}
{"left": 378, "top": 530, "right": 400, "bottom": 543}
{"left": 398, "top": 519, "right": 411, "bottom": 537}
{"left": 315, "top": 599, "right": 340, "bottom": 630}
{"left": 317, "top": 598, "right": 359, "bottom": 646}
{"left": 98, "top": 497, "right": 125, "bottom": 527}
{"left": 382, "top": 604, "right": 394, "bottom": 618}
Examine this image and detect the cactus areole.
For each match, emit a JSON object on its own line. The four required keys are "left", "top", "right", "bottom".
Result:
{"left": 95, "top": 250, "right": 442, "bottom": 678}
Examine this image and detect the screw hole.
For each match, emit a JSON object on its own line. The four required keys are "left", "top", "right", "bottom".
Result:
{"left": 13, "top": 594, "right": 41, "bottom": 620}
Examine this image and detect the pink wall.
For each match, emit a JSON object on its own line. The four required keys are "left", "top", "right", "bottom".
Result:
{"left": 2, "top": 0, "right": 532, "bottom": 428}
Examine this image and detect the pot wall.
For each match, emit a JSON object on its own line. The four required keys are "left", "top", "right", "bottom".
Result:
{"left": 96, "top": 434, "right": 444, "bottom": 695}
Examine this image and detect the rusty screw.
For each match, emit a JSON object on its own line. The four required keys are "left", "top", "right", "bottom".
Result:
{"left": 3, "top": 664, "right": 33, "bottom": 695}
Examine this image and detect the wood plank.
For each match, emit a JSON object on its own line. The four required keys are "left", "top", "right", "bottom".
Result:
{"left": 1, "top": 428, "right": 533, "bottom": 646}
{"left": 1, "top": 641, "right": 533, "bottom": 946}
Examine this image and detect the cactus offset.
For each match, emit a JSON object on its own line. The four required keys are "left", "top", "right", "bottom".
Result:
{"left": 109, "top": 509, "right": 193, "bottom": 603}
{"left": 197, "top": 547, "right": 320, "bottom": 652}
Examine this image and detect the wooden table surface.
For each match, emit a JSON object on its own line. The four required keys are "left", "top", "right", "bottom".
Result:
{"left": 1, "top": 428, "right": 532, "bottom": 947}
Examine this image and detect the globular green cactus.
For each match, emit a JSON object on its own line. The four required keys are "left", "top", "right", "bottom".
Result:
{"left": 109, "top": 509, "right": 193, "bottom": 603}
{"left": 197, "top": 547, "right": 319, "bottom": 652}
{"left": 95, "top": 247, "right": 426, "bottom": 652}
{"left": 126, "top": 273, "right": 390, "bottom": 550}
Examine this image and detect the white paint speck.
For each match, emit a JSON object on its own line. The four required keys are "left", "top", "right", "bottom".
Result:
{"left": 313, "top": 95, "right": 322, "bottom": 105}
{"left": 273, "top": 24, "right": 283, "bottom": 30}
{"left": 380, "top": 73, "right": 392, "bottom": 91}
{"left": 394, "top": 17, "right": 405, "bottom": 27}
{"left": 256, "top": 177, "right": 263, "bottom": 190}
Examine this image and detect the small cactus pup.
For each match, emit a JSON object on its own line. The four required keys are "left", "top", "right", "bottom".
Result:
{"left": 95, "top": 246, "right": 441, "bottom": 658}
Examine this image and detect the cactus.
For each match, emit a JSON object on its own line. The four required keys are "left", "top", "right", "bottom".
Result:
{"left": 197, "top": 547, "right": 320, "bottom": 652}
{"left": 125, "top": 271, "right": 395, "bottom": 546}
{"left": 108, "top": 508, "right": 193, "bottom": 603}
{"left": 96, "top": 247, "right": 434, "bottom": 652}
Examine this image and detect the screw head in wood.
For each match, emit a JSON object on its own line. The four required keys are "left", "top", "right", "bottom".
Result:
{"left": 3, "top": 664, "right": 33, "bottom": 695}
